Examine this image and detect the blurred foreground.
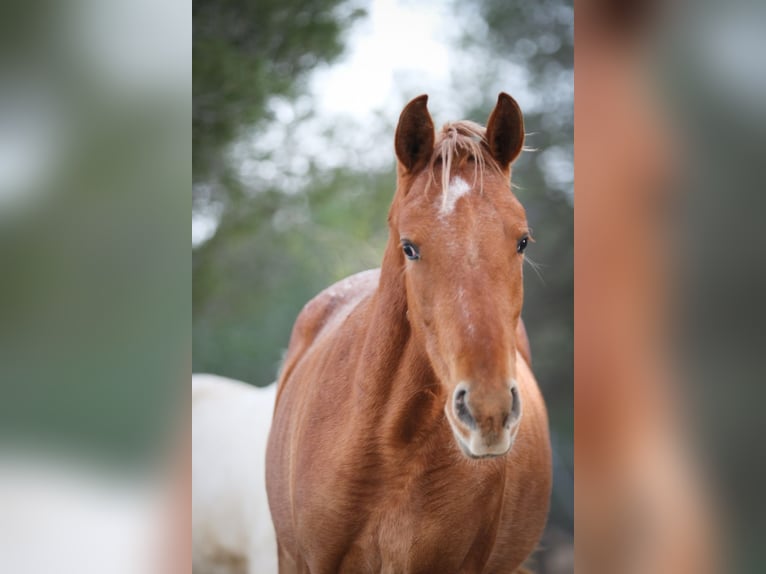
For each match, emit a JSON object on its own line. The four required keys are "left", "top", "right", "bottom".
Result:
{"left": 0, "top": 0, "right": 188, "bottom": 572}
{"left": 576, "top": 0, "right": 766, "bottom": 572}
{"left": 0, "top": 447, "right": 175, "bottom": 573}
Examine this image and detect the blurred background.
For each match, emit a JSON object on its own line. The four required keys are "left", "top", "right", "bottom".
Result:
{"left": 3, "top": 0, "right": 765, "bottom": 572}
{"left": 576, "top": 0, "right": 766, "bottom": 572}
{"left": 0, "top": 0, "right": 188, "bottom": 572}
{"left": 192, "top": 0, "right": 573, "bottom": 570}
{"left": 665, "top": 1, "right": 766, "bottom": 571}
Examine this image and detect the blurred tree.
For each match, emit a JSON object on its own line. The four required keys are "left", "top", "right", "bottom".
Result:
{"left": 193, "top": 0, "right": 364, "bottom": 199}
{"left": 193, "top": 0, "right": 367, "bottom": 382}
{"left": 470, "top": 0, "right": 573, "bottom": 89}
{"left": 194, "top": 166, "right": 394, "bottom": 382}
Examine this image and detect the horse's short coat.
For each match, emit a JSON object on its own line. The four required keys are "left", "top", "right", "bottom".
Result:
{"left": 266, "top": 94, "right": 552, "bottom": 574}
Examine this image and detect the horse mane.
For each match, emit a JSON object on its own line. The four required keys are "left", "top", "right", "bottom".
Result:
{"left": 425, "top": 120, "right": 504, "bottom": 210}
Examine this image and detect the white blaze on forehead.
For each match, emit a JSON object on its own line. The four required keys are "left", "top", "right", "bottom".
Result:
{"left": 440, "top": 176, "right": 471, "bottom": 215}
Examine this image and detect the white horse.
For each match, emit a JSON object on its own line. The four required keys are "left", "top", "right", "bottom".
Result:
{"left": 192, "top": 374, "right": 277, "bottom": 574}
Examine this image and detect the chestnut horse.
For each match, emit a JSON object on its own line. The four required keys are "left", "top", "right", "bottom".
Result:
{"left": 266, "top": 94, "right": 552, "bottom": 574}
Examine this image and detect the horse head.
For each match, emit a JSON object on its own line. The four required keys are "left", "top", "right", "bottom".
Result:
{"left": 389, "top": 93, "right": 530, "bottom": 459}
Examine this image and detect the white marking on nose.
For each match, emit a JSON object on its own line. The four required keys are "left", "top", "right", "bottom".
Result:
{"left": 440, "top": 176, "right": 471, "bottom": 215}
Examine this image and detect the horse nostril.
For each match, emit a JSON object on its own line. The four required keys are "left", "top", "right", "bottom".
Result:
{"left": 454, "top": 388, "right": 475, "bottom": 428}
{"left": 510, "top": 385, "right": 520, "bottom": 419}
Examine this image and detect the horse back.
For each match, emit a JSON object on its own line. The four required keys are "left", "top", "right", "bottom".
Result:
{"left": 275, "top": 269, "right": 380, "bottom": 403}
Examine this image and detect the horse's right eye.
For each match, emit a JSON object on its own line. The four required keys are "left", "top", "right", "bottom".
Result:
{"left": 402, "top": 241, "right": 420, "bottom": 261}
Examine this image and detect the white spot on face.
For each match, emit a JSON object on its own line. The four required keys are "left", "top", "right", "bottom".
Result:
{"left": 440, "top": 176, "right": 471, "bottom": 215}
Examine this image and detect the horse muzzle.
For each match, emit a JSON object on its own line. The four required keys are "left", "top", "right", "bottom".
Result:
{"left": 448, "top": 380, "right": 522, "bottom": 458}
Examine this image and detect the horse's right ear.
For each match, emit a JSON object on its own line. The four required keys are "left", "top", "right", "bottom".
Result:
{"left": 395, "top": 95, "right": 435, "bottom": 173}
{"left": 485, "top": 92, "right": 525, "bottom": 170}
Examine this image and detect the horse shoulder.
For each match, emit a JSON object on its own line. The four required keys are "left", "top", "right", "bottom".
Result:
{"left": 277, "top": 269, "right": 380, "bottom": 390}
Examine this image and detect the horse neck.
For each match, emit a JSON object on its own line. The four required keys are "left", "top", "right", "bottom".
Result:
{"left": 354, "top": 239, "right": 443, "bottom": 437}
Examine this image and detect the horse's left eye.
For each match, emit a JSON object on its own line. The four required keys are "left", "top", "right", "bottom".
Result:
{"left": 517, "top": 236, "right": 529, "bottom": 254}
{"left": 402, "top": 241, "right": 420, "bottom": 261}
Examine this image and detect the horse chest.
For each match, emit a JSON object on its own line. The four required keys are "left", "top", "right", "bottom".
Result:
{"left": 371, "top": 500, "right": 494, "bottom": 573}
{"left": 322, "top": 462, "right": 507, "bottom": 573}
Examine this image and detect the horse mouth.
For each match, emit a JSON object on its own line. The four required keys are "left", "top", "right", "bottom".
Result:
{"left": 455, "top": 433, "right": 513, "bottom": 460}
{"left": 445, "top": 403, "right": 515, "bottom": 459}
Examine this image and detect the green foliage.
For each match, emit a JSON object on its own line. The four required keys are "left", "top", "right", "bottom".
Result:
{"left": 193, "top": 168, "right": 395, "bottom": 383}
{"left": 192, "top": 0, "right": 370, "bottom": 381}
{"left": 472, "top": 0, "right": 573, "bottom": 87}
{"left": 193, "top": 0, "right": 364, "bottom": 191}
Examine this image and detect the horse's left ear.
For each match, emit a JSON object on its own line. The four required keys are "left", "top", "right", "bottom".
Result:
{"left": 485, "top": 92, "right": 525, "bottom": 170}
{"left": 395, "top": 95, "right": 435, "bottom": 173}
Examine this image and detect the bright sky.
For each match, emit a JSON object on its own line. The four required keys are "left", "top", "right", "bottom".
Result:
{"left": 311, "top": 0, "right": 454, "bottom": 121}
{"left": 310, "top": 0, "right": 537, "bottom": 122}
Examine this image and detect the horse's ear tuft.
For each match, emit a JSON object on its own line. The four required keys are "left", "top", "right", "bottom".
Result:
{"left": 485, "top": 92, "right": 525, "bottom": 170}
{"left": 395, "top": 95, "right": 435, "bottom": 173}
